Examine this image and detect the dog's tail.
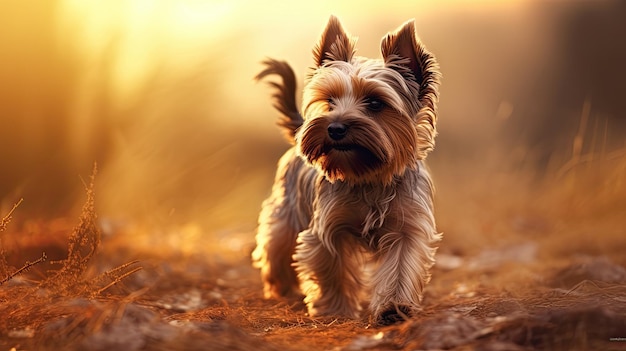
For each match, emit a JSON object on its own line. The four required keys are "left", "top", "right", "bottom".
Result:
{"left": 255, "top": 59, "right": 303, "bottom": 144}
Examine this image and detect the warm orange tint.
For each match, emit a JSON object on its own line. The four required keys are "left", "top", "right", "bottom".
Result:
{"left": 0, "top": 0, "right": 624, "bottom": 252}
{"left": 1, "top": 1, "right": 625, "bottom": 349}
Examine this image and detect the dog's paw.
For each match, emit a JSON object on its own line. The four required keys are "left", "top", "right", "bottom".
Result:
{"left": 308, "top": 304, "right": 361, "bottom": 320}
{"left": 376, "top": 305, "right": 413, "bottom": 326}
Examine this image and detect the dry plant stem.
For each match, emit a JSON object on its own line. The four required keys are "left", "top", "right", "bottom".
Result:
{"left": 91, "top": 260, "right": 143, "bottom": 297}
{"left": 42, "top": 165, "right": 100, "bottom": 292}
{"left": 43, "top": 165, "right": 141, "bottom": 296}
{"left": 0, "top": 252, "right": 47, "bottom": 285}
{"left": 0, "top": 198, "right": 23, "bottom": 232}
{"left": 1, "top": 198, "right": 24, "bottom": 282}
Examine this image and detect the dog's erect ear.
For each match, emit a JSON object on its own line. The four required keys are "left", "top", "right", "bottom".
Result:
{"left": 382, "top": 20, "right": 441, "bottom": 160}
{"left": 313, "top": 15, "right": 356, "bottom": 66}
{"left": 381, "top": 20, "right": 440, "bottom": 94}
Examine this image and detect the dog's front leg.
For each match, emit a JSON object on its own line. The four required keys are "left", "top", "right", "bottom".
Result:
{"left": 370, "top": 228, "right": 438, "bottom": 325}
{"left": 293, "top": 229, "right": 362, "bottom": 318}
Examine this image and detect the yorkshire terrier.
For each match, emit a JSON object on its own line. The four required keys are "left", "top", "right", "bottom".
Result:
{"left": 252, "top": 16, "right": 441, "bottom": 325}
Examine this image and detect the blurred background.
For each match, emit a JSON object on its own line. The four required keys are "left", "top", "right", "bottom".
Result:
{"left": 1, "top": 0, "right": 624, "bottom": 257}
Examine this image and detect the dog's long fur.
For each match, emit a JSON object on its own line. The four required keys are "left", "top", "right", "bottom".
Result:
{"left": 252, "top": 16, "right": 442, "bottom": 325}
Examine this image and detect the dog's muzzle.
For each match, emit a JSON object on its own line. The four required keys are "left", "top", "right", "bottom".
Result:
{"left": 327, "top": 122, "right": 348, "bottom": 141}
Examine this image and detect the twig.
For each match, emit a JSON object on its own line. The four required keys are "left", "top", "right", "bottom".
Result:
{"left": 92, "top": 261, "right": 143, "bottom": 296}
{"left": 0, "top": 252, "right": 47, "bottom": 285}
{"left": 93, "top": 267, "right": 143, "bottom": 296}
{"left": 102, "top": 260, "right": 141, "bottom": 277}
{"left": 0, "top": 198, "right": 23, "bottom": 232}
{"left": 325, "top": 318, "right": 339, "bottom": 327}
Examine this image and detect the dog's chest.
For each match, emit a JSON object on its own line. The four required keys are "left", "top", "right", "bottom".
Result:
{"left": 315, "top": 182, "right": 396, "bottom": 238}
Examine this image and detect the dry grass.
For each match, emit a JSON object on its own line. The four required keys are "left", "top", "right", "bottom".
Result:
{"left": 1, "top": 198, "right": 23, "bottom": 282}
{"left": 1, "top": 97, "right": 625, "bottom": 350}
{"left": 0, "top": 152, "right": 624, "bottom": 350}
{"left": 0, "top": 168, "right": 146, "bottom": 350}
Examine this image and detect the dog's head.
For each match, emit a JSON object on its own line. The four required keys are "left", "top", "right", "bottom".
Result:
{"left": 296, "top": 16, "right": 440, "bottom": 185}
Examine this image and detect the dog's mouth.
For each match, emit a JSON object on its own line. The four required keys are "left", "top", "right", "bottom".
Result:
{"left": 321, "top": 143, "right": 384, "bottom": 166}
{"left": 326, "top": 143, "right": 356, "bottom": 152}
{"left": 321, "top": 143, "right": 383, "bottom": 165}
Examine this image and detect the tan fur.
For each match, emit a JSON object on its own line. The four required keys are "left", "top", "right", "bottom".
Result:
{"left": 252, "top": 16, "right": 442, "bottom": 325}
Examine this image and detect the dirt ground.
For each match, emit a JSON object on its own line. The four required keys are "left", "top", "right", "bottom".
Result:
{"left": 1, "top": 157, "right": 625, "bottom": 351}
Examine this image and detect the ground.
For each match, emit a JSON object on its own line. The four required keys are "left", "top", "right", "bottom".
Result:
{"left": 1, "top": 159, "right": 625, "bottom": 351}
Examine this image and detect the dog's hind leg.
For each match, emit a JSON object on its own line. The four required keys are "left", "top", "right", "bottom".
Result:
{"left": 252, "top": 150, "right": 307, "bottom": 299}
{"left": 252, "top": 205, "right": 301, "bottom": 298}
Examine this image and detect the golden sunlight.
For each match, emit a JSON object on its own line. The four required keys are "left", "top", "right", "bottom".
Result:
{"left": 1, "top": 0, "right": 625, "bottom": 348}
{"left": 55, "top": 0, "right": 527, "bottom": 104}
{"left": 56, "top": 0, "right": 237, "bottom": 102}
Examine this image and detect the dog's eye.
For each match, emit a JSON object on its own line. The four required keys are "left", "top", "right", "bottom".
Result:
{"left": 365, "top": 98, "right": 385, "bottom": 112}
{"left": 327, "top": 98, "right": 335, "bottom": 111}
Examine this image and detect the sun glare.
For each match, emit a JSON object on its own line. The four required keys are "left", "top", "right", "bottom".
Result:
{"left": 56, "top": 0, "right": 237, "bottom": 103}
{"left": 55, "top": 0, "right": 529, "bottom": 105}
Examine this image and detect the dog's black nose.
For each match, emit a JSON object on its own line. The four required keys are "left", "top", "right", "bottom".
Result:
{"left": 327, "top": 122, "right": 348, "bottom": 140}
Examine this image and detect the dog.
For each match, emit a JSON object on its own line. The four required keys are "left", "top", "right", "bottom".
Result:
{"left": 252, "top": 16, "right": 441, "bottom": 325}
